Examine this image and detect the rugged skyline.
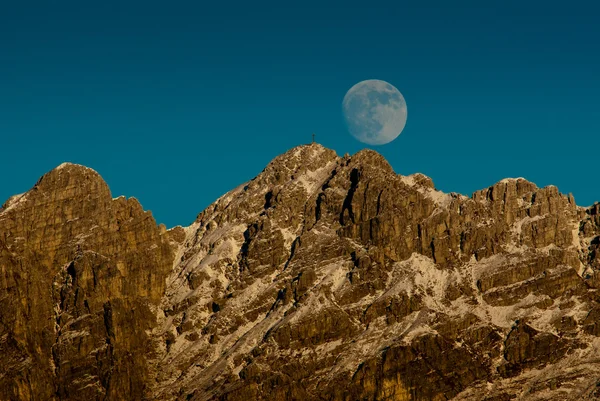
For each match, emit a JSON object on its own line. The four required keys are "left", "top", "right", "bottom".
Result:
{"left": 2, "top": 144, "right": 599, "bottom": 400}
{"left": 2, "top": 1, "right": 600, "bottom": 227}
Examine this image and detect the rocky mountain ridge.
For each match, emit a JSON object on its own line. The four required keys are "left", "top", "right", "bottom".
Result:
{"left": 1, "top": 145, "right": 599, "bottom": 400}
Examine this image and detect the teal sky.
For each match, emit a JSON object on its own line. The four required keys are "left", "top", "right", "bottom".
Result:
{"left": 1, "top": 1, "right": 599, "bottom": 227}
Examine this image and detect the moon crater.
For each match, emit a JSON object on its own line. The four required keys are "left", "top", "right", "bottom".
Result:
{"left": 342, "top": 79, "right": 407, "bottom": 145}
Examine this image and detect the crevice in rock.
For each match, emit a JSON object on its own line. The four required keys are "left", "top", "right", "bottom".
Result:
{"left": 264, "top": 191, "right": 273, "bottom": 210}
{"left": 376, "top": 190, "right": 384, "bottom": 216}
{"left": 66, "top": 261, "right": 76, "bottom": 284}
{"left": 340, "top": 168, "right": 360, "bottom": 225}
{"left": 103, "top": 302, "right": 114, "bottom": 342}
{"left": 315, "top": 193, "right": 324, "bottom": 223}
{"left": 283, "top": 237, "right": 300, "bottom": 270}
{"left": 268, "top": 287, "right": 288, "bottom": 315}
{"left": 239, "top": 223, "right": 258, "bottom": 273}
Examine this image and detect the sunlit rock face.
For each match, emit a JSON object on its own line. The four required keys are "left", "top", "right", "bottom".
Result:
{"left": 1, "top": 145, "right": 600, "bottom": 400}
{"left": 0, "top": 163, "right": 177, "bottom": 400}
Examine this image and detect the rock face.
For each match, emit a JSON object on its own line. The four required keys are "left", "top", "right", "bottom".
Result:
{"left": 0, "top": 164, "right": 176, "bottom": 400}
{"left": 1, "top": 145, "right": 600, "bottom": 400}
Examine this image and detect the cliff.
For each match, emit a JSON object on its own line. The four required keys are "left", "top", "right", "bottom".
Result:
{"left": 1, "top": 145, "right": 599, "bottom": 400}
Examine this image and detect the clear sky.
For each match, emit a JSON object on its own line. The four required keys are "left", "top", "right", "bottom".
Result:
{"left": 1, "top": 1, "right": 599, "bottom": 227}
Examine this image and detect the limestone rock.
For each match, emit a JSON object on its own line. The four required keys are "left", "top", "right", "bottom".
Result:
{"left": 2, "top": 146, "right": 600, "bottom": 401}
{"left": 0, "top": 163, "right": 174, "bottom": 400}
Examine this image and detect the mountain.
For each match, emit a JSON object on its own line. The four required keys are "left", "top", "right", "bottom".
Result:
{"left": 1, "top": 144, "right": 599, "bottom": 401}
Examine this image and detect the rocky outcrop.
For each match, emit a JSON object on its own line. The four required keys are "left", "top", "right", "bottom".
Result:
{"left": 0, "top": 163, "right": 175, "bottom": 400}
{"left": 147, "top": 145, "right": 600, "bottom": 401}
{"left": 1, "top": 145, "right": 600, "bottom": 400}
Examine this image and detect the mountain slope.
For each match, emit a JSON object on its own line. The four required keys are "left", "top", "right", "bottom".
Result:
{"left": 1, "top": 145, "right": 600, "bottom": 400}
{"left": 0, "top": 164, "right": 177, "bottom": 399}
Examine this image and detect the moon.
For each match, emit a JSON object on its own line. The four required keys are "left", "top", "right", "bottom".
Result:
{"left": 342, "top": 79, "right": 407, "bottom": 145}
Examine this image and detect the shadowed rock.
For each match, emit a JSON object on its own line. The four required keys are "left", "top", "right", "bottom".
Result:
{"left": 1, "top": 147, "right": 600, "bottom": 401}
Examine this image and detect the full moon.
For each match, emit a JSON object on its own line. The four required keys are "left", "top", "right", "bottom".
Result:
{"left": 342, "top": 79, "right": 407, "bottom": 145}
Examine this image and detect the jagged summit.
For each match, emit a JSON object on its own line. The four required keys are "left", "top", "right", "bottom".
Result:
{"left": 153, "top": 145, "right": 600, "bottom": 400}
{"left": 1, "top": 147, "right": 567, "bottom": 220}
{"left": 1, "top": 147, "right": 600, "bottom": 400}
{"left": 0, "top": 162, "right": 109, "bottom": 217}
{"left": 54, "top": 161, "right": 97, "bottom": 171}
{"left": 44, "top": 162, "right": 105, "bottom": 189}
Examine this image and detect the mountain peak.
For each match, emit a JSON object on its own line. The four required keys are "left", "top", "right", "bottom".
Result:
{"left": 54, "top": 161, "right": 96, "bottom": 171}
{"left": 2, "top": 147, "right": 600, "bottom": 400}
{"left": 268, "top": 142, "right": 338, "bottom": 168}
{"left": 1, "top": 162, "right": 111, "bottom": 216}
{"left": 154, "top": 145, "right": 600, "bottom": 400}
